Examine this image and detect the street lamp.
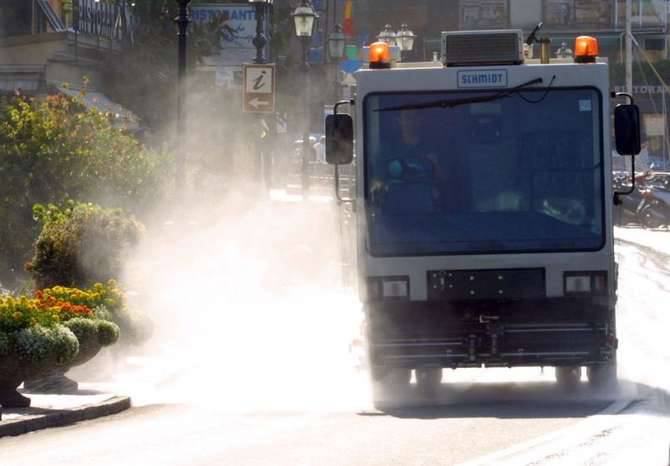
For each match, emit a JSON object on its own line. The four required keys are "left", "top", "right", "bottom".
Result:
{"left": 249, "top": 0, "right": 274, "bottom": 190}
{"left": 249, "top": 0, "right": 273, "bottom": 64}
{"left": 292, "top": 0, "right": 318, "bottom": 40}
{"left": 328, "top": 24, "right": 346, "bottom": 61}
{"left": 396, "top": 23, "right": 417, "bottom": 53}
{"left": 377, "top": 24, "right": 397, "bottom": 47}
{"left": 327, "top": 24, "right": 346, "bottom": 103}
{"left": 378, "top": 24, "right": 417, "bottom": 61}
{"left": 175, "top": 0, "right": 191, "bottom": 196}
{"left": 292, "top": 0, "right": 318, "bottom": 194}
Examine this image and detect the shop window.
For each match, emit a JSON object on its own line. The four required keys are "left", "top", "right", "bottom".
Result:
{"left": 0, "top": 0, "right": 32, "bottom": 38}
{"left": 544, "top": 0, "right": 612, "bottom": 28}
{"left": 615, "top": 0, "right": 666, "bottom": 29}
{"left": 645, "top": 38, "right": 665, "bottom": 51}
{"left": 460, "top": 0, "right": 508, "bottom": 29}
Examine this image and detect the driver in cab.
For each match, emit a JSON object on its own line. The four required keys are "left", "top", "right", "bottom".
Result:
{"left": 370, "top": 110, "right": 470, "bottom": 214}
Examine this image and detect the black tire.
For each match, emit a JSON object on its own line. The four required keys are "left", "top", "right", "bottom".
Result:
{"left": 587, "top": 363, "right": 618, "bottom": 390}
{"left": 371, "top": 367, "right": 411, "bottom": 409}
{"left": 556, "top": 366, "right": 581, "bottom": 390}
{"left": 415, "top": 368, "right": 442, "bottom": 397}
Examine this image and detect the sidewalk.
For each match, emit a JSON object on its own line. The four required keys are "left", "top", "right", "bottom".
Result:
{"left": 0, "top": 388, "right": 130, "bottom": 438}
{"left": 614, "top": 226, "right": 670, "bottom": 256}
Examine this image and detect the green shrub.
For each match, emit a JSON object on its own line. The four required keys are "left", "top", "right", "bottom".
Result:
{"left": 49, "top": 325, "right": 80, "bottom": 364}
{"left": 96, "top": 320, "right": 120, "bottom": 346}
{"left": 0, "top": 94, "right": 170, "bottom": 287}
{"left": 63, "top": 318, "right": 98, "bottom": 343}
{"left": 15, "top": 325, "right": 79, "bottom": 365}
{"left": 27, "top": 202, "right": 144, "bottom": 289}
{"left": 93, "top": 304, "right": 113, "bottom": 322}
{"left": 63, "top": 317, "right": 119, "bottom": 347}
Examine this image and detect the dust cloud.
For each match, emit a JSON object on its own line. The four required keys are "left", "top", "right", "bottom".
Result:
{"left": 78, "top": 184, "right": 367, "bottom": 411}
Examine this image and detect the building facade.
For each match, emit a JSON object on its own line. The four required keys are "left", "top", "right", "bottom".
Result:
{"left": 0, "top": 0, "right": 133, "bottom": 97}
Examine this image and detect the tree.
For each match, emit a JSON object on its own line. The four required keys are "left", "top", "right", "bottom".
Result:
{"left": 0, "top": 93, "right": 170, "bottom": 288}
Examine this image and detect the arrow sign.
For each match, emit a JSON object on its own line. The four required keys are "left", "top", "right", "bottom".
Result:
{"left": 248, "top": 97, "right": 271, "bottom": 109}
{"left": 243, "top": 64, "right": 276, "bottom": 114}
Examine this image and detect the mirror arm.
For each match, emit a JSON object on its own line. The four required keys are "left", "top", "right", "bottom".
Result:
{"left": 334, "top": 164, "right": 354, "bottom": 204}
{"left": 333, "top": 99, "right": 355, "bottom": 204}
{"left": 334, "top": 99, "right": 355, "bottom": 115}
{"left": 613, "top": 154, "right": 635, "bottom": 205}
{"left": 612, "top": 91, "right": 634, "bottom": 105}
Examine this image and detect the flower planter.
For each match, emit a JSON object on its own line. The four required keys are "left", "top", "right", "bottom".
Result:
{"left": 0, "top": 324, "right": 79, "bottom": 407}
{"left": 24, "top": 319, "right": 118, "bottom": 394}
{"left": 24, "top": 334, "right": 102, "bottom": 394}
{"left": 0, "top": 355, "right": 59, "bottom": 408}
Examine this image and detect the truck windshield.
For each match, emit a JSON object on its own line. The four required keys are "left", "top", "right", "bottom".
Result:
{"left": 364, "top": 87, "right": 604, "bottom": 257}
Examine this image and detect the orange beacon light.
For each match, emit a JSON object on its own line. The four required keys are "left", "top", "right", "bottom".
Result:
{"left": 574, "top": 36, "right": 599, "bottom": 63}
{"left": 369, "top": 42, "right": 392, "bottom": 69}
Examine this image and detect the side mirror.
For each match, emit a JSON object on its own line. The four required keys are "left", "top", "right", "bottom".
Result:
{"left": 325, "top": 114, "right": 354, "bottom": 165}
{"left": 614, "top": 104, "right": 641, "bottom": 156}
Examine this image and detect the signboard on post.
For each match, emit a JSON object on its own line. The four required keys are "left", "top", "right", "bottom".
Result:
{"left": 243, "top": 64, "right": 276, "bottom": 114}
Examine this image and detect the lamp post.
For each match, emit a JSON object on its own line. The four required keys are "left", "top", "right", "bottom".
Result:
{"left": 327, "top": 24, "right": 346, "bottom": 102}
{"left": 175, "top": 0, "right": 191, "bottom": 196}
{"left": 249, "top": 0, "right": 273, "bottom": 190}
{"left": 249, "top": 0, "right": 273, "bottom": 64}
{"left": 292, "top": 0, "right": 318, "bottom": 195}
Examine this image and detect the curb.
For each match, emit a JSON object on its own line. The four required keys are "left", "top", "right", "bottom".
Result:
{"left": 0, "top": 396, "right": 131, "bottom": 438}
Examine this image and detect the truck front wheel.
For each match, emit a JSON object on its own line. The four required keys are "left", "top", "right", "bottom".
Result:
{"left": 587, "top": 363, "right": 618, "bottom": 390}
{"left": 415, "top": 368, "right": 442, "bottom": 396}
{"left": 556, "top": 366, "right": 581, "bottom": 389}
{"left": 370, "top": 367, "right": 411, "bottom": 409}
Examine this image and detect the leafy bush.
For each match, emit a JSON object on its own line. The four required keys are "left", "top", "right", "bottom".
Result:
{"left": 27, "top": 202, "right": 144, "bottom": 289}
{"left": 93, "top": 305, "right": 113, "bottom": 321}
{"left": 96, "top": 320, "right": 120, "bottom": 346}
{"left": 0, "top": 94, "right": 170, "bottom": 287}
{"left": 63, "top": 317, "right": 119, "bottom": 348}
{"left": 14, "top": 325, "right": 79, "bottom": 365}
{"left": 63, "top": 318, "right": 97, "bottom": 344}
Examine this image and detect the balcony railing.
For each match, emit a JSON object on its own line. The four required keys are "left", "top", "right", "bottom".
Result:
{"left": 73, "top": 0, "right": 134, "bottom": 42}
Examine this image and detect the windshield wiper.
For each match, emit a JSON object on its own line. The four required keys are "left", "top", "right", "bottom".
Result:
{"left": 375, "top": 77, "right": 545, "bottom": 112}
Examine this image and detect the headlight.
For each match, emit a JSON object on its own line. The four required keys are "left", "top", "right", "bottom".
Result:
{"left": 564, "top": 272, "right": 607, "bottom": 296}
{"left": 367, "top": 276, "right": 409, "bottom": 301}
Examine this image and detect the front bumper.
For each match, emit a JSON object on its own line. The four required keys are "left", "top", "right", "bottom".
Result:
{"left": 366, "top": 298, "right": 616, "bottom": 369}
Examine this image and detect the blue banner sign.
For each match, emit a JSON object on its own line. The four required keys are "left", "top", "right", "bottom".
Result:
{"left": 191, "top": 4, "right": 256, "bottom": 67}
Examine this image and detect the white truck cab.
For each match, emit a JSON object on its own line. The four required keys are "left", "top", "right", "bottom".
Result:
{"left": 325, "top": 30, "right": 641, "bottom": 404}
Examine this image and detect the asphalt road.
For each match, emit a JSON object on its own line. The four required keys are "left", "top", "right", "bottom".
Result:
{"left": 0, "top": 393, "right": 615, "bottom": 466}
{"left": 2, "top": 219, "right": 669, "bottom": 465}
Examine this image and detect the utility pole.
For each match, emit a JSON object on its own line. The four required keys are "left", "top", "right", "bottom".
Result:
{"left": 175, "top": 0, "right": 191, "bottom": 196}
{"left": 626, "top": 0, "right": 633, "bottom": 95}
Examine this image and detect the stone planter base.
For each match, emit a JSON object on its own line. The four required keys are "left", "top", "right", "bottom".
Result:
{"left": 0, "top": 387, "right": 31, "bottom": 408}
{"left": 23, "top": 373, "right": 79, "bottom": 394}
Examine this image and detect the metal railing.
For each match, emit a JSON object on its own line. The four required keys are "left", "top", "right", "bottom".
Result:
{"left": 73, "top": 0, "right": 133, "bottom": 42}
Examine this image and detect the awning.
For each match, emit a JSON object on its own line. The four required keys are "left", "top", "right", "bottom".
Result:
{"left": 57, "top": 86, "right": 140, "bottom": 130}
